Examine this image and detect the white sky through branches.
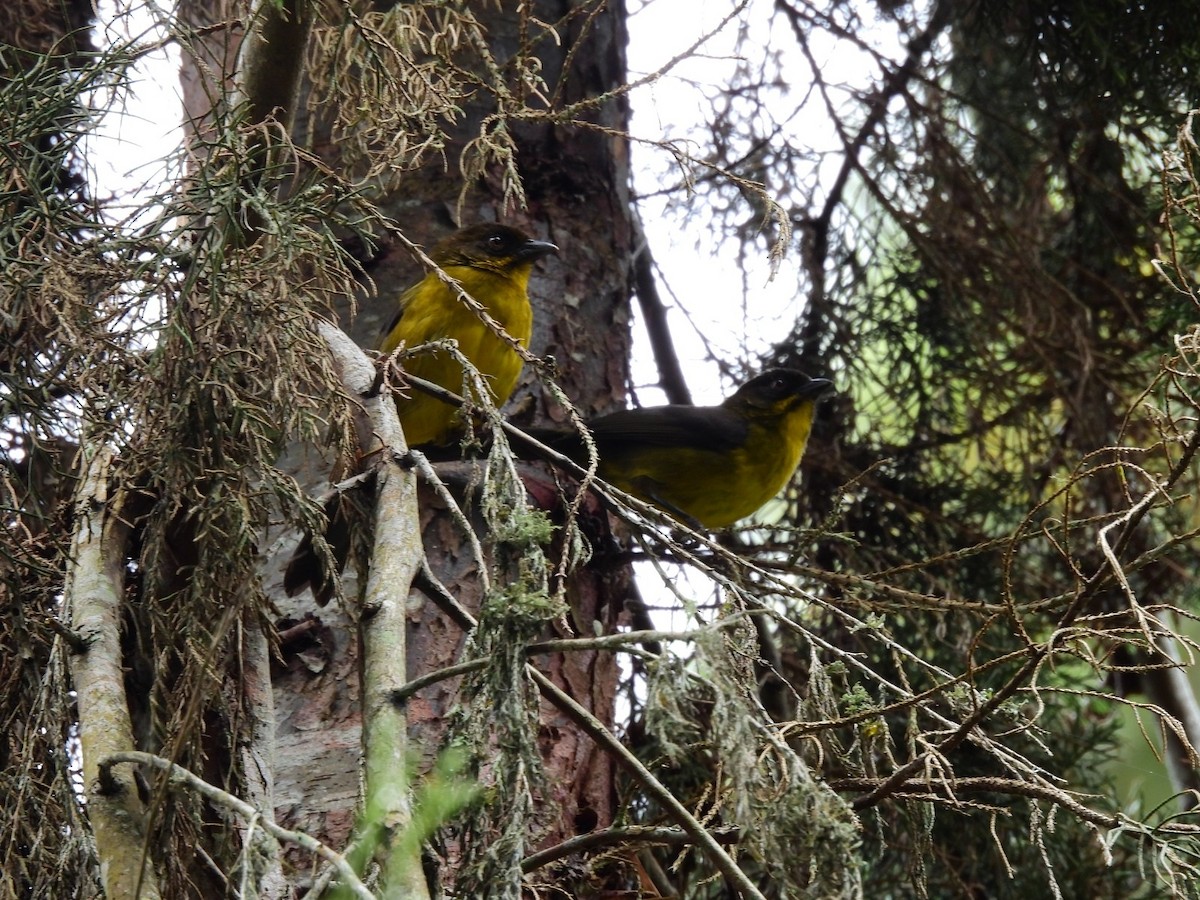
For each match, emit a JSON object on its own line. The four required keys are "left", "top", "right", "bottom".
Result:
{"left": 626, "top": 0, "right": 902, "bottom": 405}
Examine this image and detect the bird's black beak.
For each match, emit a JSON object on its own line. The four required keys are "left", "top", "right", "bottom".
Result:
{"left": 518, "top": 238, "right": 559, "bottom": 262}
{"left": 803, "top": 377, "right": 835, "bottom": 399}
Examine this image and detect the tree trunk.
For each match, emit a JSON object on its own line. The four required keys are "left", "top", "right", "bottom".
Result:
{"left": 174, "top": 0, "right": 635, "bottom": 889}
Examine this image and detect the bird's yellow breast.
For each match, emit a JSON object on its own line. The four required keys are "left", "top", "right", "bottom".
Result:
{"left": 600, "top": 402, "right": 817, "bottom": 528}
{"left": 381, "top": 263, "right": 535, "bottom": 446}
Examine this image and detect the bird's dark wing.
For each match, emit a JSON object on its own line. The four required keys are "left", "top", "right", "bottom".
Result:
{"left": 587, "top": 404, "right": 749, "bottom": 455}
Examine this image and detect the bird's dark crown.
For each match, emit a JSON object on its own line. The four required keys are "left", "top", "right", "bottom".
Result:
{"left": 431, "top": 223, "right": 558, "bottom": 270}
{"left": 730, "top": 368, "right": 834, "bottom": 410}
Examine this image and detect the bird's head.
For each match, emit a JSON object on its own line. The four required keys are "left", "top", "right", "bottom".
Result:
{"left": 727, "top": 368, "right": 834, "bottom": 417}
{"left": 430, "top": 223, "right": 558, "bottom": 275}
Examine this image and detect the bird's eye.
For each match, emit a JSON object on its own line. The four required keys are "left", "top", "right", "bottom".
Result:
{"left": 487, "top": 234, "right": 505, "bottom": 250}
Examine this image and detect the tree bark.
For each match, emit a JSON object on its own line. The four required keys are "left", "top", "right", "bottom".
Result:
{"left": 247, "top": 0, "right": 636, "bottom": 888}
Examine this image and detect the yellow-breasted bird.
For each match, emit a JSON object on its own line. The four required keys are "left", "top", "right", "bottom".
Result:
{"left": 531, "top": 369, "right": 833, "bottom": 528}
{"left": 377, "top": 222, "right": 558, "bottom": 445}
{"left": 284, "top": 223, "right": 558, "bottom": 602}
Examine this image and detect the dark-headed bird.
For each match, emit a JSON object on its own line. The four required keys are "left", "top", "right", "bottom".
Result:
{"left": 284, "top": 223, "right": 557, "bottom": 603}
{"left": 532, "top": 368, "right": 833, "bottom": 528}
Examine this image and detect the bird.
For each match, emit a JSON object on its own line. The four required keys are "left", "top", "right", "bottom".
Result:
{"left": 527, "top": 369, "right": 834, "bottom": 529}
{"left": 377, "top": 222, "right": 558, "bottom": 446}
{"left": 284, "top": 222, "right": 557, "bottom": 603}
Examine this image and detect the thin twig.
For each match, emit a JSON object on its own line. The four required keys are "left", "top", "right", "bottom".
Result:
{"left": 855, "top": 427, "right": 1200, "bottom": 812}
{"left": 522, "top": 825, "right": 742, "bottom": 873}
{"left": 528, "top": 667, "right": 768, "bottom": 900}
{"left": 99, "top": 751, "right": 374, "bottom": 900}
{"left": 390, "top": 624, "right": 735, "bottom": 705}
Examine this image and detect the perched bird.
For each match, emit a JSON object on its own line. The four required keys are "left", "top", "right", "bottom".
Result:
{"left": 284, "top": 223, "right": 557, "bottom": 603}
{"left": 378, "top": 222, "right": 558, "bottom": 446}
{"left": 531, "top": 369, "right": 834, "bottom": 528}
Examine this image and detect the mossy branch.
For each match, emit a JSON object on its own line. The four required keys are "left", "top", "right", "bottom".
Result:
{"left": 316, "top": 321, "right": 427, "bottom": 897}
{"left": 223, "top": 0, "right": 317, "bottom": 243}
{"left": 65, "top": 445, "right": 163, "bottom": 900}
{"left": 234, "top": 0, "right": 316, "bottom": 132}
{"left": 527, "top": 667, "right": 768, "bottom": 900}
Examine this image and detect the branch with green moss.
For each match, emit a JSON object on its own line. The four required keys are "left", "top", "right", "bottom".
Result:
{"left": 316, "top": 321, "right": 428, "bottom": 897}
{"left": 66, "top": 446, "right": 163, "bottom": 900}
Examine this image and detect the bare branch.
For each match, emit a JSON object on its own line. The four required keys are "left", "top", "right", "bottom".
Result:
{"left": 522, "top": 824, "right": 743, "bottom": 873}
{"left": 99, "top": 751, "right": 373, "bottom": 900}
{"left": 528, "top": 667, "right": 769, "bottom": 900}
